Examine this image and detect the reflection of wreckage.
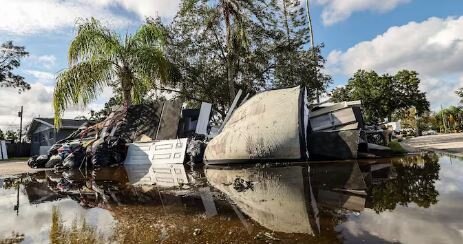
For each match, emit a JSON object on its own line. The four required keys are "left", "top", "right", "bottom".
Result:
{"left": 28, "top": 85, "right": 373, "bottom": 171}
{"left": 204, "top": 86, "right": 366, "bottom": 163}
{"left": 206, "top": 165, "right": 320, "bottom": 234}
{"left": 14, "top": 157, "right": 414, "bottom": 238}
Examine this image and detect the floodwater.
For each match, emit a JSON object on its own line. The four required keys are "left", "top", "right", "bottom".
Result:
{"left": 0, "top": 152, "right": 462, "bottom": 243}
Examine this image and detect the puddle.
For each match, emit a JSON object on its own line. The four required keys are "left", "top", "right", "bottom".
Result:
{"left": 1, "top": 152, "right": 462, "bottom": 243}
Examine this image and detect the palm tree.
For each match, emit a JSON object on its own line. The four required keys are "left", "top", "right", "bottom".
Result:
{"left": 183, "top": 0, "right": 265, "bottom": 103}
{"left": 53, "top": 18, "right": 175, "bottom": 127}
{"left": 222, "top": 0, "right": 270, "bottom": 102}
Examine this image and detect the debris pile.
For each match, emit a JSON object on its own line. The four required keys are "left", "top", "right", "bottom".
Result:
{"left": 27, "top": 99, "right": 212, "bottom": 169}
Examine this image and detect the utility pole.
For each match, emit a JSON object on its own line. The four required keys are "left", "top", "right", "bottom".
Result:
{"left": 441, "top": 105, "right": 447, "bottom": 133}
{"left": 18, "top": 106, "right": 23, "bottom": 143}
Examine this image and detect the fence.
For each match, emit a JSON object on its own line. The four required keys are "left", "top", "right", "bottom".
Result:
{"left": 6, "top": 142, "right": 31, "bottom": 157}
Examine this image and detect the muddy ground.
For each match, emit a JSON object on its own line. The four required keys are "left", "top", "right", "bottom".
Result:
{"left": 0, "top": 161, "right": 42, "bottom": 176}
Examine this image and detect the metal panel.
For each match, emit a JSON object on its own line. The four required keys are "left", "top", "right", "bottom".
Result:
{"left": 310, "top": 107, "right": 358, "bottom": 131}
{"left": 195, "top": 102, "right": 212, "bottom": 136}
{"left": 218, "top": 89, "right": 243, "bottom": 133}
{"left": 310, "top": 101, "right": 361, "bottom": 117}
{"left": 156, "top": 100, "right": 183, "bottom": 140}
{"left": 0, "top": 141, "right": 7, "bottom": 160}
{"left": 205, "top": 86, "right": 304, "bottom": 162}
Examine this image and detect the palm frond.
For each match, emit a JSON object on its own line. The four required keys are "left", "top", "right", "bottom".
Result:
{"left": 129, "top": 20, "right": 168, "bottom": 50}
{"left": 53, "top": 59, "right": 113, "bottom": 128}
{"left": 68, "top": 18, "right": 121, "bottom": 66}
{"left": 131, "top": 77, "right": 154, "bottom": 104}
{"left": 130, "top": 45, "right": 172, "bottom": 85}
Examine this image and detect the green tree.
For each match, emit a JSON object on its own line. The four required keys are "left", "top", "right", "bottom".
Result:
{"left": 182, "top": 0, "right": 270, "bottom": 104}
{"left": 0, "top": 41, "right": 30, "bottom": 92}
{"left": 0, "top": 129, "right": 4, "bottom": 140}
{"left": 331, "top": 70, "right": 430, "bottom": 123}
{"left": 169, "top": 0, "right": 275, "bottom": 118}
{"left": 5, "top": 130, "right": 18, "bottom": 142}
{"left": 270, "top": 0, "right": 331, "bottom": 98}
{"left": 53, "top": 18, "right": 177, "bottom": 127}
{"left": 329, "top": 86, "right": 351, "bottom": 102}
{"left": 169, "top": 0, "right": 331, "bottom": 118}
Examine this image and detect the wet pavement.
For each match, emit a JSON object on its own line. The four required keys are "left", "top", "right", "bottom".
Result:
{"left": 0, "top": 152, "right": 462, "bottom": 243}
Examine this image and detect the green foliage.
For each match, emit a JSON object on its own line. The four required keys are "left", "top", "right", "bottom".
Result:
{"left": 167, "top": 0, "right": 331, "bottom": 118}
{"left": 53, "top": 18, "right": 176, "bottom": 127}
{"left": 0, "top": 41, "right": 30, "bottom": 92}
{"left": 0, "top": 129, "right": 4, "bottom": 140}
{"left": 5, "top": 130, "right": 18, "bottom": 142}
{"left": 431, "top": 105, "right": 463, "bottom": 132}
{"left": 330, "top": 86, "right": 350, "bottom": 102}
{"left": 387, "top": 141, "right": 407, "bottom": 154}
{"left": 331, "top": 70, "right": 430, "bottom": 123}
{"left": 270, "top": 0, "right": 330, "bottom": 99}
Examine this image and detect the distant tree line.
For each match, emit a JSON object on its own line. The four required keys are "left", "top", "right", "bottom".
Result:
{"left": 330, "top": 70, "right": 430, "bottom": 124}
{"left": 0, "top": 129, "right": 19, "bottom": 142}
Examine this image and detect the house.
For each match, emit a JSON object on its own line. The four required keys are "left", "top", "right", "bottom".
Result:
{"left": 26, "top": 118, "right": 88, "bottom": 156}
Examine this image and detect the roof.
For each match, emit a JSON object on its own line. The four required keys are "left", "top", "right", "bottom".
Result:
{"left": 26, "top": 118, "right": 89, "bottom": 135}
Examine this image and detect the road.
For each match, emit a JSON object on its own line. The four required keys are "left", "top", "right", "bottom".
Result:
{"left": 0, "top": 161, "right": 41, "bottom": 176}
{"left": 403, "top": 133, "right": 463, "bottom": 157}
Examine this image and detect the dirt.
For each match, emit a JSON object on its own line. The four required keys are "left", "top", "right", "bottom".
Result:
{"left": 0, "top": 161, "right": 43, "bottom": 176}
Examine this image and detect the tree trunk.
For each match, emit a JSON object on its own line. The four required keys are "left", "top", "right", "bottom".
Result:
{"left": 225, "top": 11, "right": 236, "bottom": 105}
{"left": 121, "top": 72, "right": 133, "bottom": 108}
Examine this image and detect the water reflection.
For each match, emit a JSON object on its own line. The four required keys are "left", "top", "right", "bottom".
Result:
{"left": 1, "top": 152, "right": 458, "bottom": 243}
{"left": 206, "top": 165, "right": 319, "bottom": 234}
{"left": 365, "top": 153, "right": 440, "bottom": 213}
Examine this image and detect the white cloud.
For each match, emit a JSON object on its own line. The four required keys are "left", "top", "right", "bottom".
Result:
{"left": 0, "top": 0, "right": 181, "bottom": 35}
{"left": 0, "top": 82, "right": 112, "bottom": 131}
{"left": 0, "top": 0, "right": 130, "bottom": 35}
{"left": 314, "top": 0, "right": 410, "bottom": 25}
{"left": 26, "top": 55, "right": 57, "bottom": 69}
{"left": 326, "top": 16, "right": 463, "bottom": 109}
{"left": 25, "top": 70, "right": 56, "bottom": 84}
{"left": 90, "top": 0, "right": 181, "bottom": 20}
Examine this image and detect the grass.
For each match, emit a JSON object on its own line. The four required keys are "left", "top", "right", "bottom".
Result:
{"left": 388, "top": 141, "right": 407, "bottom": 154}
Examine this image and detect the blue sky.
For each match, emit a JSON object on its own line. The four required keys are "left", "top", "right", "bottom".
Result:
{"left": 1, "top": 0, "right": 463, "bottom": 130}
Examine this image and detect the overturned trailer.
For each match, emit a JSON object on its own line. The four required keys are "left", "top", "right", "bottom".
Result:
{"left": 204, "top": 86, "right": 309, "bottom": 163}
{"left": 204, "top": 86, "right": 365, "bottom": 164}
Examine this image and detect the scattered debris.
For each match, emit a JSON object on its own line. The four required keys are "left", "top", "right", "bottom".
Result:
{"left": 193, "top": 228, "right": 202, "bottom": 236}
{"left": 232, "top": 177, "right": 254, "bottom": 192}
{"left": 254, "top": 232, "right": 280, "bottom": 242}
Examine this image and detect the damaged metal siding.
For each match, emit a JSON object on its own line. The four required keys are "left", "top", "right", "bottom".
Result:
{"left": 204, "top": 86, "right": 305, "bottom": 162}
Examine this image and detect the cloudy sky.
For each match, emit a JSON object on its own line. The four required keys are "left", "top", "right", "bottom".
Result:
{"left": 0, "top": 0, "right": 462, "bottom": 131}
